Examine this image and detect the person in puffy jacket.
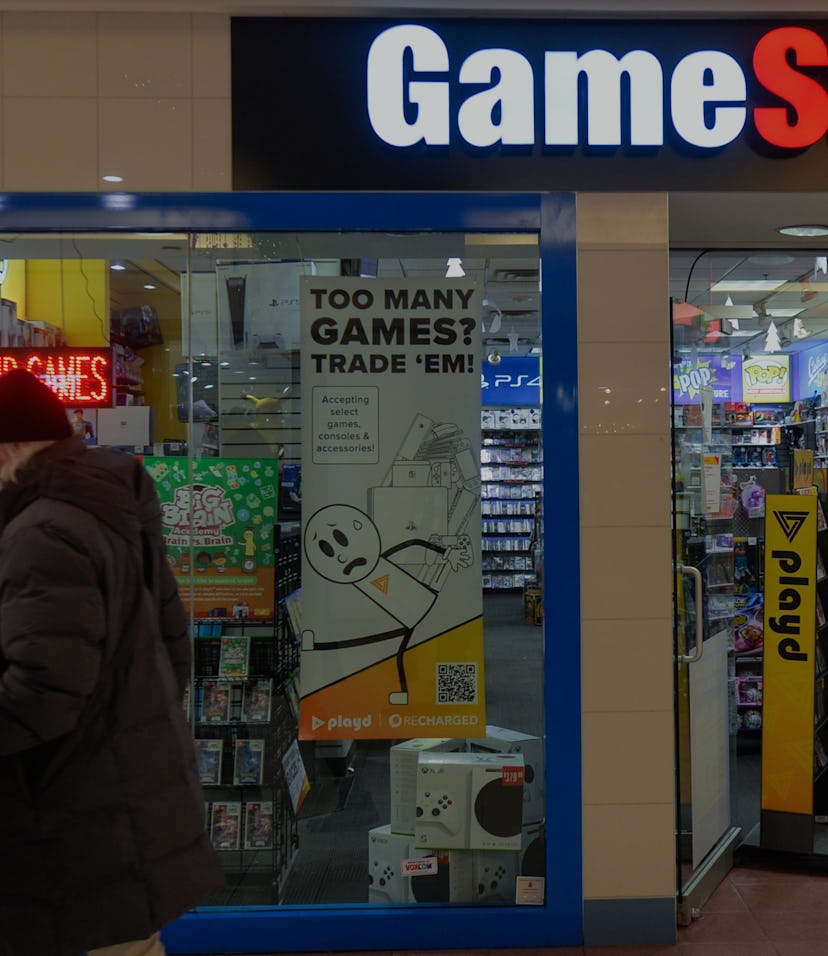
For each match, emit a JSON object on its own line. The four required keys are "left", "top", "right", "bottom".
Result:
{"left": 0, "top": 369, "right": 223, "bottom": 956}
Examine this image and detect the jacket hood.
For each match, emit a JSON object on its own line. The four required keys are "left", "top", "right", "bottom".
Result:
{"left": 0, "top": 438, "right": 146, "bottom": 545}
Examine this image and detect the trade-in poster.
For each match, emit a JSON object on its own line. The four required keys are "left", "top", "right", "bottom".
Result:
{"left": 298, "top": 277, "right": 486, "bottom": 740}
{"left": 145, "top": 457, "right": 279, "bottom": 620}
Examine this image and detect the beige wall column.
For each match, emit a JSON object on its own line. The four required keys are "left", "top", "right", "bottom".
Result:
{"left": 0, "top": 12, "right": 231, "bottom": 192}
{"left": 577, "top": 193, "right": 677, "bottom": 943}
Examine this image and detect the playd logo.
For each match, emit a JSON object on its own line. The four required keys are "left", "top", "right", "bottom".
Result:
{"left": 367, "top": 24, "right": 828, "bottom": 152}
{"left": 767, "top": 541, "right": 810, "bottom": 662}
{"left": 311, "top": 712, "right": 373, "bottom": 733}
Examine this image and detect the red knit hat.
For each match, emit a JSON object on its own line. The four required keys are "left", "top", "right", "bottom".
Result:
{"left": 0, "top": 368, "right": 72, "bottom": 442}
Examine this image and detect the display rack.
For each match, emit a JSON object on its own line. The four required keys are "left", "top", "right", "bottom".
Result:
{"left": 192, "top": 522, "right": 301, "bottom": 905}
{"left": 480, "top": 426, "right": 542, "bottom": 591}
{"left": 674, "top": 402, "right": 784, "bottom": 738}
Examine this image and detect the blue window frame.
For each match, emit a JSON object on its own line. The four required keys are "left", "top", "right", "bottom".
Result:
{"left": 0, "top": 191, "right": 580, "bottom": 950}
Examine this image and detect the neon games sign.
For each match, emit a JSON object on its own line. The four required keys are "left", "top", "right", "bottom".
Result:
{"left": 0, "top": 348, "right": 113, "bottom": 407}
{"left": 367, "top": 24, "right": 828, "bottom": 151}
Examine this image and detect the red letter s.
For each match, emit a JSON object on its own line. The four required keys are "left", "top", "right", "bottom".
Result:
{"left": 753, "top": 27, "right": 828, "bottom": 148}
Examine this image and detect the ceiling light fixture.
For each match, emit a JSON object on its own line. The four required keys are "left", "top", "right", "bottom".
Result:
{"left": 102, "top": 173, "right": 124, "bottom": 183}
{"left": 110, "top": 262, "right": 126, "bottom": 272}
{"left": 712, "top": 279, "right": 786, "bottom": 293}
{"left": 778, "top": 224, "right": 828, "bottom": 237}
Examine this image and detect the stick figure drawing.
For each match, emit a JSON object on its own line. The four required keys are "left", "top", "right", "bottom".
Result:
{"left": 301, "top": 413, "right": 480, "bottom": 705}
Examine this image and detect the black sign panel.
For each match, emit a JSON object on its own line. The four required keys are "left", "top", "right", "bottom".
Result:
{"left": 232, "top": 17, "right": 828, "bottom": 192}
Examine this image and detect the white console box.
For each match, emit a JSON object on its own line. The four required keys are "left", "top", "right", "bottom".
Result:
{"left": 414, "top": 751, "right": 525, "bottom": 851}
{"left": 468, "top": 725, "right": 545, "bottom": 824}
{"left": 368, "top": 825, "right": 413, "bottom": 903}
{"left": 368, "top": 826, "right": 476, "bottom": 903}
{"left": 390, "top": 737, "right": 465, "bottom": 836}
{"left": 472, "top": 849, "right": 519, "bottom": 902}
{"left": 97, "top": 406, "right": 152, "bottom": 450}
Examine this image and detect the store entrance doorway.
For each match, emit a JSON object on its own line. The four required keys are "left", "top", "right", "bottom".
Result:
{"left": 672, "top": 293, "right": 742, "bottom": 923}
{"left": 671, "top": 247, "right": 828, "bottom": 919}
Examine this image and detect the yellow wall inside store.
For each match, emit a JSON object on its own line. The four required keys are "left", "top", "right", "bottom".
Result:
{"left": 0, "top": 260, "right": 27, "bottom": 317}
{"left": 25, "top": 259, "right": 109, "bottom": 345}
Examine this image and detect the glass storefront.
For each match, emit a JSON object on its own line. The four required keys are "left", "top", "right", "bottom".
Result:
{"left": 0, "top": 206, "right": 584, "bottom": 946}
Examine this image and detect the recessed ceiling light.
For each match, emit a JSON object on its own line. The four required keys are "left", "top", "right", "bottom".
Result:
{"left": 748, "top": 254, "right": 794, "bottom": 266}
{"left": 102, "top": 174, "right": 123, "bottom": 183}
{"left": 712, "top": 279, "right": 786, "bottom": 292}
{"left": 143, "top": 283, "right": 156, "bottom": 290}
{"left": 110, "top": 262, "right": 126, "bottom": 271}
{"left": 778, "top": 224, "right": 828, "bottom": 237}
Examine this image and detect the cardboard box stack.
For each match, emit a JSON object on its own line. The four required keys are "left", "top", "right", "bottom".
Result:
{"left": 367, "top": 729, "right": 546, "bottom": 904}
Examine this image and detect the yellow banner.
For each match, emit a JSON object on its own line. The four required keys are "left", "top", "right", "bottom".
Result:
{"left": 761, "top": 495, "right": 817, "bottom": 816}
{"left": 299, "top": 617, "right": 486, "bottom": 739}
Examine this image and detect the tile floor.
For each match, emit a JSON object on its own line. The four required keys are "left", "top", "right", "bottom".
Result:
{"left": 221, "top": 864, "right": 828, "bottom": 955}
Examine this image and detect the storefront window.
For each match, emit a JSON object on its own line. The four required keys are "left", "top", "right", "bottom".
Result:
{"left": 2, "top": 228, "right": 546, "bottom": 909}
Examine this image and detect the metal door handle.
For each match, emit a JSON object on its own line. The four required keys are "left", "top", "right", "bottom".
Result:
{"left": 677, "top": 564, "right": 704, "bottom": 664}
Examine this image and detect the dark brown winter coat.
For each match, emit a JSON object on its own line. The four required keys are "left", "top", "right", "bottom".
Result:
{"left": 0, "top": 438, "right": 223, "bottom": 956}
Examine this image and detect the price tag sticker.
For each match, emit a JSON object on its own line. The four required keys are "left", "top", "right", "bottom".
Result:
{"left": 502, "top": 765, "right": 525, "bottom": 787}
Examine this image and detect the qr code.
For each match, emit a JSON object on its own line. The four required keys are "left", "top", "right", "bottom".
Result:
{"left": 436, "top": 662, "right": 478, "bottom": 704}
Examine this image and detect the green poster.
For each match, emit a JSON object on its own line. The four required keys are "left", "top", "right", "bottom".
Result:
{"left": 145, "top": 457, "right": 279, "bottom": 621}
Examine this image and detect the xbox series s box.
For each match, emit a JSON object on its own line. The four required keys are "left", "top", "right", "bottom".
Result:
{"left": 368, "top": 825, "right": 413, "bottom": 903}
{"left": 414, "top": 751, "right": 525, "bottom": 851}
{"left": 390, "top": 737, "right": 465, "bottom": 836}
{"left": 472, "top": 849, "right": 519, "bottom": 902}
{"left": 368, "top": 825, "right": 476, "bottom": 903}
{"left": 468, "top": 725, "right": 545, "bottom": 824}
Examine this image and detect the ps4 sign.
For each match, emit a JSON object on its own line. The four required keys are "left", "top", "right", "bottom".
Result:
{"left": 232, "top": 18, "right": 828, "bottom": 191}
{"left": 481, "top": 355, "right": 541, "bottom": 406}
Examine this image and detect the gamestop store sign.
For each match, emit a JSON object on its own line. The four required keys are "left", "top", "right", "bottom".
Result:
{"left": 233, "top": 18, "right": 828, "bottom": 191}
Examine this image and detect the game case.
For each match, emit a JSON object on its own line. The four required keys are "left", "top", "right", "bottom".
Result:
{"left": 218, "top": 636, "right": 250, "bottom": 678}
{"left": 285, "top": 673, "right": 300, "bottom": 723}
{"left": 195, "top": 739, "right": 223, "bottom": 785}
{"left": 182, "top": 682, "right": 191, "bottom": 720}
{"left": 281, "top": 738, "right": 311, "bottom": 814}
{"left": 233, "top": 738, "right": 265, "bottom": 785}
{"left": 284, "top": 589, "right": 303, "bottom": 643}
{"left": 241, "top": 678, "right": 272, "bottom": 722}
{"left": 244, "top": 801, "right": 274, "bottom": 849}
{"left": 200, "top": 679, "right": 231, "bottom": 722}
{"left": 211, "top": 801, "right": 241, "bottom": 850}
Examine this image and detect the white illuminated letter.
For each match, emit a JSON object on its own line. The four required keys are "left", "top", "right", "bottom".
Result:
{"left": 366, "top": 24, "right": 450, "bottom": 146}
{"left": 457, "top": 48, "right": 534, "bottom": 146}
{"left": 670, "top": 51, "right": 746, "bottom": 148}
{"left": 545, "top": 49, "right": 664, "bottom": 146}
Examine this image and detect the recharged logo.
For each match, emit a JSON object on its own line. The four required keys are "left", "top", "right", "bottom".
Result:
{"left": 366, "top": 24, "right": 828, "bottom": 152}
